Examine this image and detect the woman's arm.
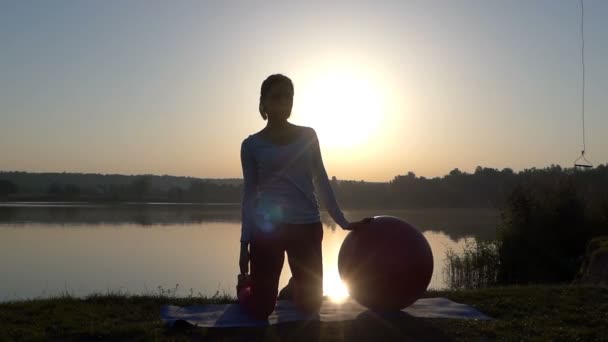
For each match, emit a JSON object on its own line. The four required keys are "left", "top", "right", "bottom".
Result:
{"left": 309, "top": 129, "right": 350, "bottom": 229}
{"left": 239, "top": 138, "right": 257, "bottom": 275}
{"left": 240, "top": 138, "right": 257, "bottom": 243}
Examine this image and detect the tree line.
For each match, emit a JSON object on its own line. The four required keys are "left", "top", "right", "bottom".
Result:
{"left": 1, "top": 164, "right": 607, "bottom": 208}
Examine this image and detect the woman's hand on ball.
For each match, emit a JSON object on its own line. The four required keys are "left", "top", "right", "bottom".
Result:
{"left": 345, "top": 217, "right": 373, "bottom": 231}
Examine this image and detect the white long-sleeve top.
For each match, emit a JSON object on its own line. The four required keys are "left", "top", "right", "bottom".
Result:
{"left": 240, "top": 127, "right": 349, "bottom": 243}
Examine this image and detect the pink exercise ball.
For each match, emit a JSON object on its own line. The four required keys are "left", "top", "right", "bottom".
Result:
{"left": 338, "top": 216, "right": 434, "bottom": 311}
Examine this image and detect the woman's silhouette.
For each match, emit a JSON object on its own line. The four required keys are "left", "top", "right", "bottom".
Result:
{"left": 238, "top": 74, "right": 368, "bottom": 319}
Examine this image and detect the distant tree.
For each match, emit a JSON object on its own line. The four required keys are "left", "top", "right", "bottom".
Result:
{"left": 131, "top": 176, "right": 151, "bottom": 198}
{"left": 3, "top": 166, "right": 608, "bottom": 209}
{"left": 331, "top": 176, "right": 338, "bottom": 187}
{"left": 449, "top": 168, "right": 463, "bottom": 176}
{"left": 0, "top": 179, "right": 18, "bottom": 196}
{"left": 47, "top": 183, "right": 64, "bottom": 195}
{"left": 64, "top": 184, "right": 81, "bottom": 196}
{"left": 168, "top": 186, "right": 185, "bottom": 202}
{"left": 188, "top": 180, "right": 207, "bottom": 201}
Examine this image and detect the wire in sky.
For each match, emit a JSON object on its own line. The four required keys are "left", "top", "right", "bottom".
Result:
{"left": 580, "top": 0, "right": 586, "bottom": 153}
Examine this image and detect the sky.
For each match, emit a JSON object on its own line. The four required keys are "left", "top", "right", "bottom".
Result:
{"left": 1, "top": 0, "right": 607, "bottom": 182}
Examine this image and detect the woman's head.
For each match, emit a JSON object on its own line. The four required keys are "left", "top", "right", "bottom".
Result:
{"left": 259, "top": 74, "right": 294, "bottom": 121}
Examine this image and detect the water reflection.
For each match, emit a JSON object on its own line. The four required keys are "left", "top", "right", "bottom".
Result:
{"left": 0, "top": 203, "right": 242, "bottom": 226}
{"left": 0, "top": 203, "right": 498, "bottom": 240}
{"left": 0, "top": 204, "right": 497, "bottom": 302}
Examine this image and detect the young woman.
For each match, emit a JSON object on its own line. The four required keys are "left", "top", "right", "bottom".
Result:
{"left": 238, "top": 74, "right": 369, "bottom": 319}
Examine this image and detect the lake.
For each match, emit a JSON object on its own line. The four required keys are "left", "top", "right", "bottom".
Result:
{"left": 0, "top": 203, "right": 499, "bottom": 302}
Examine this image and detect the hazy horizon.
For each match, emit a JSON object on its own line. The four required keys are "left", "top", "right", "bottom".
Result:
{"left": 2, "top": 1, "right": 607, "bottom": 182}
{"left": 0, "top": 161, "right": 599, "bottom": 183}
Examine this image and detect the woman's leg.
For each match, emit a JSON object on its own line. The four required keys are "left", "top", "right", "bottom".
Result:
{"left": 240, "top": 227, "right": 285, "bottom": 319}
{"left": 285, "top": 222, "right": 324, "bottom": 313}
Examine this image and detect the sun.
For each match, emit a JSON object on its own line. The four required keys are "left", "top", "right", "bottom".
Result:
{"left": 323, "top": 269, "right": 350, "bottom": 303}
{"left": 294, "top": 68, "right": 386, "bottom": 149}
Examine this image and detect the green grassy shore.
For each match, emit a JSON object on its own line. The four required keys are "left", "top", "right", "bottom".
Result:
{"left": 1, "top": 285, "right": 606, "bottom": 341}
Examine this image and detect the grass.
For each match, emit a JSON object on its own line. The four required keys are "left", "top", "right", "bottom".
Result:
{"left": 0, "top": 285, "right": 606, "bottom": 341}
{"left": 429, "top": 285, "right": 608, "bottom": 341}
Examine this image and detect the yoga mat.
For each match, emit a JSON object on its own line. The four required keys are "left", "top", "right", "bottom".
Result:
{"left": 161, "top": 297, "right": 492, "bottom": 328}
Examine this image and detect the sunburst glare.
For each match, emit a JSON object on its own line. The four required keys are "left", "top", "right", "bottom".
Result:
{"left": 323, "top": 270, "right": 350, "bottom": 303}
